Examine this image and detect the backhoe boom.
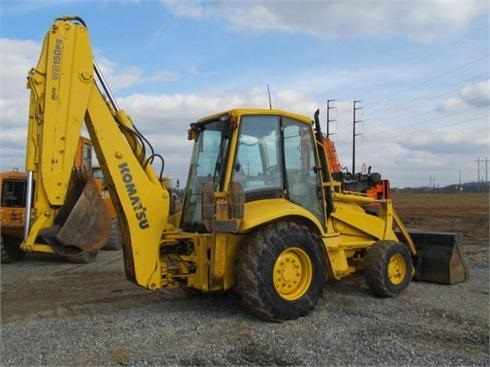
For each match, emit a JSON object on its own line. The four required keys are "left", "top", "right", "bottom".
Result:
{"left": 23, "top": 16, "right": 170, "bottom": 289}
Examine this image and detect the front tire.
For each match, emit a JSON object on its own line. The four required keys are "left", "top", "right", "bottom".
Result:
{"left": 365, "top": 240, "right": 412, "bottom": 298}
{"left": 235, "top": 221, "right": 327, "bottom": 321}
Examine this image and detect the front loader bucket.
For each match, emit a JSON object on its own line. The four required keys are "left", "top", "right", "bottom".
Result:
{"left": 40, "top": 169, "right": 111, "bottom": 256}
{"left": 410, "top": 230, "right": 468, "bottom": 285}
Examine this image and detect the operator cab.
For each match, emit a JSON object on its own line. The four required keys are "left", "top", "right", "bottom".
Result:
{"left": 181, "top": 109, "right": 326, "bottom": 232}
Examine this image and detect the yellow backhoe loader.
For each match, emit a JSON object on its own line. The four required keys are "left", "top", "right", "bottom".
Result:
{"left": 21, "top": 16, "right": 467, "bottom": 321}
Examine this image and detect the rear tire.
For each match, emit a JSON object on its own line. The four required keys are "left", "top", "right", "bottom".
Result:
{"left": 1, "top": 234, "right": 25, "bottom": 263}
{"left": 365, "top": 240, "right": 412, "bottom": 297}
{"left": 235, "top": 221, "right": 327, "bottom": 321}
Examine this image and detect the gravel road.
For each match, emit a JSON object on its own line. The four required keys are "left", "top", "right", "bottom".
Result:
{"left": 1, "top": 243, "right": 488, "bottom": 366}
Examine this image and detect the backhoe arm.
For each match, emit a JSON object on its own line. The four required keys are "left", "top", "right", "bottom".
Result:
{"left": 23, "top": 16, "right": 171, "bottom": 289}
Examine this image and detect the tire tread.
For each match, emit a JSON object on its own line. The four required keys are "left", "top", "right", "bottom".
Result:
{"left": 235, "top": 221, "right": 326, "bottom": 321}
{"left": 365, "top": 240, "right": 412, "bottom": 298}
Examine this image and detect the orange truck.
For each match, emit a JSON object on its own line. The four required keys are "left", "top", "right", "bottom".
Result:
{"left": 1, "top": 169, "right": 31, "bottom": 262}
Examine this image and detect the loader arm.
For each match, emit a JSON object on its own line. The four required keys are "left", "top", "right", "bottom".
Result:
{"left": 23, "top": 16, "right": 171, "bottom": 289}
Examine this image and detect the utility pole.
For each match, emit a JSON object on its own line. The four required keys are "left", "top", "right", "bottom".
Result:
{"left": 429, "top": 176, "right": 434, "bottom": 191}
{"left": 326, "top": 99, "right": 336, "bottom": 138}
{"left": 475, "top": 157, "right": 481, "bottom": 189}
{"left": 352, "top": 100, "right": 362, "bottom": 174}
{"left": 486, "top": 157, "right": 489, "bottom": 192}
{"left": 485, "top": 157, "right": 489, "bottom": 191}
{"left": 475, "top": 156, "right": 488, "bottom": 192}
{"left": 459, "top": 169, "right": 462, "bottom": 192}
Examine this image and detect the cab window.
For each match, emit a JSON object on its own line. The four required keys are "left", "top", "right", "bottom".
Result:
{"left": 232, "top": 115, "right": 282, "bottom": 198}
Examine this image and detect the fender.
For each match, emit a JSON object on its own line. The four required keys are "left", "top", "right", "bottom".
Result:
{"left": 240, "top": 198, "right": 325, "bottom": 235}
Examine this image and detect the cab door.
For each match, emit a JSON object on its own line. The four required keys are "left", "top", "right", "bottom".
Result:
{"left": 231, "top": 114, "right": 325, "bottom": 226}
{"left": 282, "top": 117, "right": 325, "bottom": 226}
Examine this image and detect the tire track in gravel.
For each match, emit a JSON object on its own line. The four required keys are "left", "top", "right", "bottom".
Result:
{"left": 1, "top": 252, "right": 166, "bottom": 323}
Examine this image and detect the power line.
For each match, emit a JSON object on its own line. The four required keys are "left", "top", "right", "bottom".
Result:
{"left": 366, "top": 53, "right": 489, "bottom": 108}
{"left": 366, "top": 100, "right": 485, "bottom": 132}
{"left": 399, "top": 19, "right": 489, "bottom": 67}
{"left": 352, "top": 18, "right": 488, "bottom": 102}
{"left": 364, "top": 104, "right": 487, "bottom": 142}
{"left": 365, "top": 72, "right": 488, "bottom": 120}
{"left": 366, "top": 113, "right": 488, "bottom": 143}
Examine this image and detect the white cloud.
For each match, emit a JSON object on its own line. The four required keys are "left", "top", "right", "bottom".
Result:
{"left": 0, "top": 39, "right": 37, "bottom": 137}
{"left": 438, "top": 79, "right": 490, "bottom": 112}
{"left": 117, "top": 87, "right": 319, "bottom": 137}
{"left": 161, "top": 0, "right": 488, "bottom": 42}
{"left": 224, "top": 5, "right": 291, "bottom": 33}
{"left": 460, "top": 79, "right": 490, "bottom": 107}
{"left": 0, "top": 38, "right": 39, "bottom": 99}
{"left": 159, "top": 0, "right": 206, "bottom": 19}
{"left": 97, "top": 57, "right": 178, "bottom": 91}
{"left": 118, "top": 93, "right": 245, "bottom": 126}
{"left": 437, "top": 97, "right": 467, "bottom": 113}
{"left": 397, "top": 127, "right": 488, "bottom": 155}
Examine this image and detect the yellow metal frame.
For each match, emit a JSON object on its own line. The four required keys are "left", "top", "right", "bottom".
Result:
{"left": 23, "top": 18, "right": 170, "bottom": 288}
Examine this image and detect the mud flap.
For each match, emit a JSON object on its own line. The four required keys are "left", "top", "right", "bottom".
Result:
{"left": 409, "top": 230, "right": 468, "bottom": 285}
{"left": 40, "top": 169, "right": 111, "bottom": 257}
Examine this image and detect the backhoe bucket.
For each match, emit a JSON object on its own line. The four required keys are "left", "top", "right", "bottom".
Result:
{"left": 410, "top": 230, "right": 468, "bottom": 285}
{"left": 40, "top": 169, "right": 111, "bottom": 256}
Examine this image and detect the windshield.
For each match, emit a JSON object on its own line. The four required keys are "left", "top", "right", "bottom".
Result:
{"left": 181, "top": 119, "right": 231, "bottom": 231}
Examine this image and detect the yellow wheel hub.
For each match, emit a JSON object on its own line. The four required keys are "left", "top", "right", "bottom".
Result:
{"left": 387, "top": 253, "right": 406, "bottom": 285}
{"left": 273, "top": 247, "right": 312, "bottom": 301}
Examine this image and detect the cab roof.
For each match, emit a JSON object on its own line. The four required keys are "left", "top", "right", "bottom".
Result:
{"left": 196, "top": 108, "right": 313, "bottom": 125}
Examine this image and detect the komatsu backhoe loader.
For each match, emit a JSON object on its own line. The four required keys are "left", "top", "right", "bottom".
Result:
{"left": 22, "top": 16, "right": 467, "bottom": 321}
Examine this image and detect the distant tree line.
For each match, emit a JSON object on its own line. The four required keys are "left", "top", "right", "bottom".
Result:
{"left": 394, "top": 182, "right": 490, "bottom": 193}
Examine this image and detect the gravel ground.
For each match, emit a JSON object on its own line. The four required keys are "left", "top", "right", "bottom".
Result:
{"left": 1, "top": 244, "right": 489, "bottom": 366}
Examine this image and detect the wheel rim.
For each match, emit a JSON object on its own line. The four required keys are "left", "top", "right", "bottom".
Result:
{"left": 273, "top": 247, "right": 313, "bottom": 301}
{"left": 387, "top": 253, "right": 406, "bottom": 285}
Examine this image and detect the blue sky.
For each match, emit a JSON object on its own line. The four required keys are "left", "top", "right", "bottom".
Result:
{"left": 0, "top": 0, "right": 489, "bottom": 188}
